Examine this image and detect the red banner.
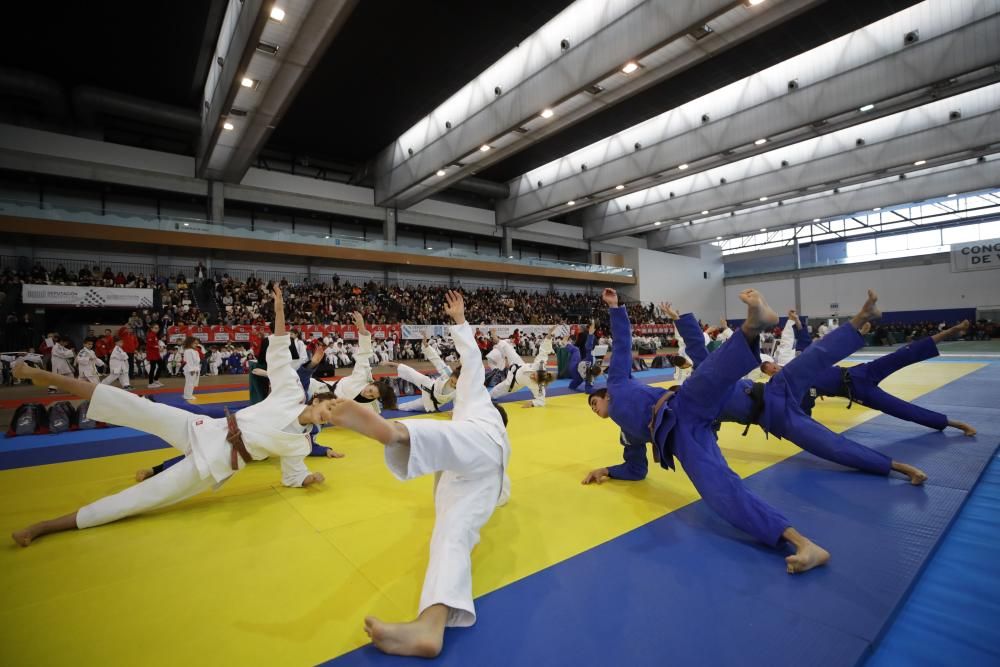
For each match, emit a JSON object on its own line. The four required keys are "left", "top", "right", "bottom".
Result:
{"left": 633, "top": 324, "right": 674, "bottom": 335}
{"left": 166, "top": 324, "right": 400, "bottom": 346}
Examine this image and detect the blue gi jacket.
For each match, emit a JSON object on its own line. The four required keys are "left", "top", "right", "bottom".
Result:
{"left": 606, "top": 306, "right": 677, "bottom": 469}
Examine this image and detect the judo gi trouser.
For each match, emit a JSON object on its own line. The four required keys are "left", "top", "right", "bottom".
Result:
{"left": 101, "top": 370, "right": 130, "bottom": 387}
{"left": 396, "top": 365, "right": 435, "bottom": 412}
{"left": 768, "top": 324, "right": 892, "bottom": 475}
{"left": 849, "top": 337, "right": 948, "bottom": 430}
{"left": 80, "top": 371, "right": 100, "bottom": 384}
{"left": 383, "top": 419, "right": 504, "bottom": 628}
{"left": 183, "top": 370, "right": 200, "bottom": 399}
{"left": 75, "top": 385, "right": 214, "bottom": 529}
{"left": 673, "top": 329, "right": 791, "bottom": 547}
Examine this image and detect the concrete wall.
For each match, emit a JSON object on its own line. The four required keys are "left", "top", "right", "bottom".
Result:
{"left": 621, "top": 245, "right": 725, "bottom": 320}
{"left": 725, "top": 254, "right": 1000, "bottom": 317}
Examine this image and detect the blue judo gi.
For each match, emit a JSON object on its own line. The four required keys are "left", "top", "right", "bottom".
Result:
{"left": 809, "top": 336, "right": 948, "bottom": 430}
{"left": 677, "top": 314, "right": 891, "bottom": 476}
{"left": 602, "top": 306, "right": 791, "bottom": 548}
{"left": 566, "top": 338, "right": 600, "bottom": 392}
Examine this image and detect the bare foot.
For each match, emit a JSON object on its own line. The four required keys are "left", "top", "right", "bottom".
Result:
{"left": 11, "top": 528, "right": 34, "bottom": 548}
{"left": 135, "top": 468, "right": 155, "bottom": 482}
{"left": 364, "top": 616, "right": 443, "bottom": 658}
{"left": 739, "top": 289, "right": 779, "bottom": 334}
{"left": 951, "top": 420, "right": 977, "bottom": 437}
{"left": 893, "top": 462, "right": 928, "bottom": 485}
{"left": 935, "top": 320, "right": 970, "bottom": 343}
{"left": 860, "top": 289, "right": 881, "bottom": 321}
{"left": 785, "top": 540, "right": 830, "bottom": 574}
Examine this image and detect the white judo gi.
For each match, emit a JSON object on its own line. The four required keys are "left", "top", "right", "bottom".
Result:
{"left": 397, "top": 345, "right": 456, "bottom": 413}
{"left": 101, "top": 345, "right": 130, "bottom": 388}
{"left": 382, "top": 321, "right": 511, "bottom": 627}
{"left": 304, "top": 331, "right": 379, "bottom": 410}
{"left": 535, "top": 335, "right": 554, "bottom": 365}
{"left": 182, "top": 348, "right": 201, "bottom": 399}
{"left": 51, "top": 342, "right": 75, "bottom": 377}
{"left": 774, "top": 318, "right": 797, "bottom": 366}
{"left": 76, "top": 334, "right": 315, "bottom": 530}
{"left": 488, "top": 339, "right": 546, "bottom": 406}
{"left": 76, "top": 347, "right": 104, "bottom": 383}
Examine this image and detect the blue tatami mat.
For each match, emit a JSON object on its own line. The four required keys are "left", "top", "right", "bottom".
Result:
{"left": 325, "top": 363, "right": 1000, "bottom": 667}
{"left": 866, "top": 454, "right": 1000, "bottom": 667}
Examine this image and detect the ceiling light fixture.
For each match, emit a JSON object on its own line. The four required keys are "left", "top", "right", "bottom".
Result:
{"left": 621, "top": 61, "right": 639, "bottom": 74}
{"left": 754, "top": 138, "right": 767, "bottom": 146}
{"left": 223, "top": 121, "right": 234, "bottom": 130}
{"left": 567, "top": 200, "right": 575, "bottom": 206}
{"left": 479, "top": 144, "right": 491, "bottom": 152}
{"left": 678, "top": 163, "right": 689, "bottom": 170}
{"left": 436, "top": 169, "right": 446, "bottom": 177}
{"left": 947, "top": 193, "right": 957, "bottom": 197}
{"left": 873, "top": 207, "right": 881, "bottom": 211}
{"left": 270, "top": 6, "right": 285, "bottom": 21}
{"left": 716, "top": 236, "right": 723, "bottom": 240}
{"left": 913, "top": 160, "right": 926, "bottom": 166}
{"left": 701, "top": 210, "right": 709, "bottom": 215}
{"left": 241, "top": 77, "right": 256, "bottom": 88}
{"left": 654, "top": 221, "right": 662, "bottom": 226}
{"left": 540, "top": 108, "right": 554, "bottom": 119}
{"left": 426, "top": 247, "right": 433, "bottom": 250}
{"left": 812, "top": 218, "right": 820, "bottom": 222}
{"left": 759, "top": 196, "right": 768, "bottom": 201}
{"left": 760, "top": 227, "right": 767, "bottom": 232}
{"left": 615, "top": 184, "right": 625, "bottom": 190}
{"left": 747, "top": 0, "right": 767, "bottom": 5}
{"left": 859, "top": 103, "right": 875, "bottom": 112}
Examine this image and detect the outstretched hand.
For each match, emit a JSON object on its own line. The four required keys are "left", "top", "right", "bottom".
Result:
{"left": 602, "top": 288, "right": 618, "bottom": 308}
{"left": 272, "top": 284, "right": 284, "bottom": 304}
{"left": 444, "top": 290, "right": 466, "bottom": 324}
{"left": 351, "top": 311, "right": 368, "bottom": 335}
{"left": 659, "top": 302, "right": 679, "bottom": 320}
{"left": 582, "top": 467, "right": 610, "bottom": 485}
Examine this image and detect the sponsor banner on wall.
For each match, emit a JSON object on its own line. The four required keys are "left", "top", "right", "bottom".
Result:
{"left": 23, "top": 285, "right": 154, "bottom": 308}
{"left": 951, "top": 238, "right": 1000, "bottom": 272}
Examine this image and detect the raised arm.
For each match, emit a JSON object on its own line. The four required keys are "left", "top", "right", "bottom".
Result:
{"left": 674, "top": 313, "right": 708, "bottom": 368}
{"left": 444, "top": 290, "right": 485, "bottom": 394}
{"left": 603, "top": 288, "right": 632, "bottom": 382}
{"left": 272, "top": 285, "right": 286, "bottom": 336}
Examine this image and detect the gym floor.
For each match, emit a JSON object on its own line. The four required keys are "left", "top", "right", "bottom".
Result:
{"left": 1, "top": 346, "right": 997, "bottom": 666}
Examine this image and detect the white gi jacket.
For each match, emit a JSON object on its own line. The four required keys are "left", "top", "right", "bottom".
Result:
{"left": 330, "top": 332, "right": 375, "bottom": 400}
{"left": 490, "top": 339, "right": 546, "bottom": 406}
{"left": 51, "top": 342, "right": 75, "bottom": 375}
{"left": 187, "top": 334, "right": 314, "bottom": 486}
{"left": 774, "top": 319, "right": 797, "bottom": 366}
{"left": 76, "top": 347, "right": 104, "bottom": 376}
{"left": 109, "top": 345, "right": 129, "bottom": 374}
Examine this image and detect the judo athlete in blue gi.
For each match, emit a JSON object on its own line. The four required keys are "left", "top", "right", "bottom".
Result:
{"left": 564, "top": 337, "right": 604, "bottom": 392}
{"left": 584, "top": 287, "right": 831, "bottom": 574}
{"left": 660, "top": 295, "right": 927, "bottom": 485}
{"left": 760, "top": 319, "right": 976, "bottom": 437}
{"left": 134, "top": 346, "right": 345, "bottom": 482}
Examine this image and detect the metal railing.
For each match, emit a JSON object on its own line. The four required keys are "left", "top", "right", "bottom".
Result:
{"left": 0, "top": 198, "right": 634, "bottom": 278}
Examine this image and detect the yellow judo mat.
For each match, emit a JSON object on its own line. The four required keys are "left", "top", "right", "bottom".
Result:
{"left": 0, "top": 362, "right": 982, "bottom": 666}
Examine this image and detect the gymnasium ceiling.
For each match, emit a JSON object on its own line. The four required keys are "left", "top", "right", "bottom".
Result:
{"left": 2, "top": 0, "right": 997, "bottom": 248}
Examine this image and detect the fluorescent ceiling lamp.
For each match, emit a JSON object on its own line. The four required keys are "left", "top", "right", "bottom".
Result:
{"left": 754, "top": 138, "right": 767, "bottom": 146}
{"left": 240, "top": 77, "right": 256, "bottom": 88}
{"left": 716, "top": 236, "right": 723, "bottom": 240}
{"left": 760, "top": 227, "right": 767, "bottom": 232}
{"left": 567, "top": 200, "right": 575, "bottom": 206}
{"left": 223, "top": 121, "right": 234, "bottom": 130}
{"left": 621, "top": 62, "right": 639, "bottom": 74}
{"left": 947, "top": 193, "right": 957, "bottom": 197}
{"left": 747, "top": 0, "right": 767, "bottom": 5}
{"left": 678, "top": 163, "right": 689, "bottom": 170}
{"left": 615, "top": 184, "right": 625, "bottom": 190}
{"left": 812, "top": 218, "right": 820, "bottom": 222}
{"left": 270, "top": 6, "right": 285, "bottom": 21}
{"left": 873, "top": 207, "right": 881, "bottom": 211}
{"left": 913, "top": 160, "right": 926, "bottom": 166}
{"left": 653, "top": 221, "right": 662, "bottom": 226}
{"left": 701, "top": 210, "right": 709, "bottom": 215}
{"left": 759, "top": 196, "right": 768, "bottom": 201}
{"left": 540, "top": 108, "right": 554, "bottom": 119}
{"left": 479, "top": 144, "right": 491, "bottom": 152}
{"left": 859, "top": 103, "right": 875, "bottom": 112}
{"left": 436, "top": 169, "right": 446, "bottom": 176}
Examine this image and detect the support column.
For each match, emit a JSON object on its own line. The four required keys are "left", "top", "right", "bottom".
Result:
{"left": 384, "top": 208, "right": 397, "bottom": 246}
{"left": 209, "top": 181, "right": 225, "bottom": 224}
{"left": 502, "top": 225, "right": 513, "bottom": 259}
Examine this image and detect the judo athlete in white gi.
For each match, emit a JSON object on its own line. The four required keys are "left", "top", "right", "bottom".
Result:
{"left": 101, "top": 337, "right": 132, "bottom": 389}
{"left": 181, "top": 337, "right": 201, "bottom": 400}
{"left": 76, "top": 338, "right": 105, "bottom": 383}
{"left": 322, "top": 312, "right": 397, "bottom": 411}
{"left": 487, "top": 336, "right": 555, "bottom": 408}
{"left": 325, "top": 290, "right": 511, "bottom": 658}
{"left": 11, "top": 285, "right": 329, "bottom": 548}
{"left": 390, "top": 335, "right": 458, "bottom": 413}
